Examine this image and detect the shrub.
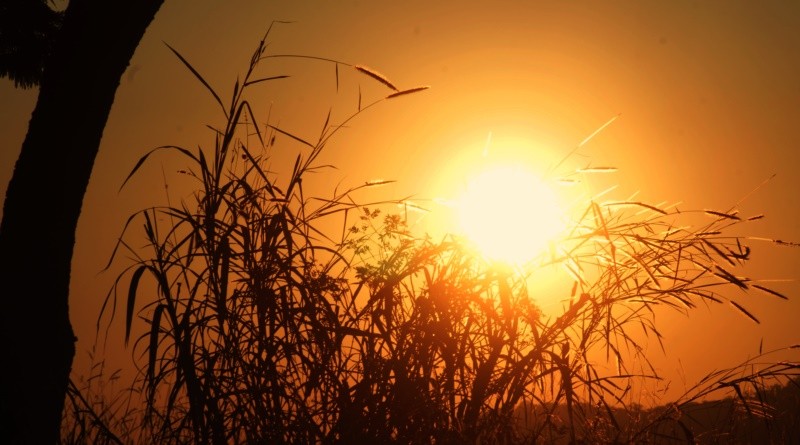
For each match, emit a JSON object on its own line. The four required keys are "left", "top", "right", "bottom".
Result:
{"left": 65, "top": 24, "right": 799, "bottom": 444}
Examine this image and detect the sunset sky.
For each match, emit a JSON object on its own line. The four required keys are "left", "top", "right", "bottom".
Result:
{"left": 2, "top": 0, "right": 799, "bottom": 403}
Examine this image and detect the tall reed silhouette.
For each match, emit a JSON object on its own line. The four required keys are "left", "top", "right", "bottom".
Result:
{"left": 62, "top": 24, "right": 799, "bottom": 444}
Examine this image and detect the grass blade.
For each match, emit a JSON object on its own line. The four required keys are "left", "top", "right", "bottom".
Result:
{"left": 243, "top": 74, "right": 290, "bottom": 87}
{"left": 752, "top": 284, "right": 788, "bottom": 300}
{"left": 267, "top": 124, "right": 315, "bottom": 149}
{"left": 126, "top": 265, "right": 148, "bottom": 345}
{"left": 730, "top": 300, "right": 760, "bottom": 324}
{"left": 355, "top": 64, "right": 398, "bottom": 91}
{"left": 164, "top": 42, "right": 227, "bottom": 117}
{"left": 386, "top": 86, "right": 430, "bottom": 99}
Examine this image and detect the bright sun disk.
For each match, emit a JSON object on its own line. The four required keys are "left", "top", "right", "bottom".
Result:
{"left": 456, "top": 166, "right": 564, "bottom": 265}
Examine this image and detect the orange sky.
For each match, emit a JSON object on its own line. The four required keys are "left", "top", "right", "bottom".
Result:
{"left": 2, "top": 0, "right": 799, "bottom": 403}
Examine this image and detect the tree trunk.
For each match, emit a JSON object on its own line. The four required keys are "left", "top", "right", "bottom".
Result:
{"left": 0, "top": 1, "right": 163, "bottom": 442}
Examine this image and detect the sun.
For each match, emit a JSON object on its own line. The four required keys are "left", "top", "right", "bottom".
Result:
{"left": 456, "top": 165, "right": 564, "bottom": 265}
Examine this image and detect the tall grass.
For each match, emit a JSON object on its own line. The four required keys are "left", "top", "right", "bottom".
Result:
{"left": 62, "top": 24, "right": 799, "bottom": 444}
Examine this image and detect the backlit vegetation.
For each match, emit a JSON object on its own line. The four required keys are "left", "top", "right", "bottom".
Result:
{"left": 61, "top": 25, "right": 799, "bottom": 444}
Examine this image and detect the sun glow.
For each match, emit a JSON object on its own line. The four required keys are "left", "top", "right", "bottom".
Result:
{"left": 456, "top": 166, "right": 565, "bottom": 265}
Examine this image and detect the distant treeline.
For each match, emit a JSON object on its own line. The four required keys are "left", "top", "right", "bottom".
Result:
{"left": 514, "top": 377, "right": 800, "bottom": 444}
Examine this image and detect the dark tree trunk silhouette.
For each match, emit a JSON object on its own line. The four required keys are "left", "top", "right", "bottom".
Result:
{"left": 0, "top": 0, "right": 163, "bottom": 442}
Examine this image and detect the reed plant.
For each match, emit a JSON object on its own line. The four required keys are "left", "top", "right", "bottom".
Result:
{"left": 61, "top": 353, "right": 138, "bottom": 445}
{"left": 63, "top": 24, "right": 799, "bottom": 444}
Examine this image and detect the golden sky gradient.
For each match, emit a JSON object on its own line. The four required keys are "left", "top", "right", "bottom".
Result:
{"left": 2, "top": 1, "right": 799, "bottom": 403}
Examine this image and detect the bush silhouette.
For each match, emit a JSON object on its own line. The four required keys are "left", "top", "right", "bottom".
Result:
{"left": 62, "top": 25, "right": 799, "bottom": 445}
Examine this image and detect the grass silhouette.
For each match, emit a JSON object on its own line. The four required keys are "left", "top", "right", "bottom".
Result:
{"left": 61, "top": 24, "right": 799, "bottom": 444}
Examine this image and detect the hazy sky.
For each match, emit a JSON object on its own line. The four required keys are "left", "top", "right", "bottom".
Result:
{"left": 2, "top": 0, "right": 799, "bottom": 403}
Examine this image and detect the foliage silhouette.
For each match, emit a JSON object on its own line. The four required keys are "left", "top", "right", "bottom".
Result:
{"left": 0, "top": 0, "right": 63, "bottom": 89}
{"left": 65, "top": 26, "right": 799, "bottom": 444}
